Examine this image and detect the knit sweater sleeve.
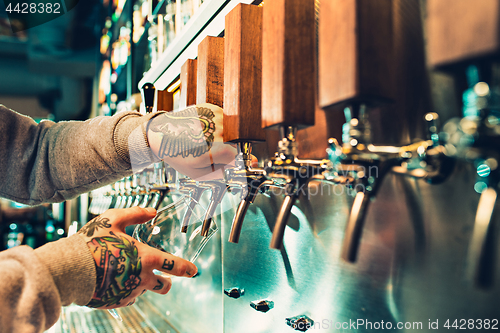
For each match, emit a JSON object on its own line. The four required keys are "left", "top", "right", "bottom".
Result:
{"left": 0, "top": 105, "right": 160, "bottom": 205}
{"left": 0, "top": 234, "right": 94, "bottom": 333}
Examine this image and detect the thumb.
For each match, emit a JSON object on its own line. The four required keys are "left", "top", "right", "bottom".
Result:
{"left": 111, "top": 206, "right": 157, "bottom": 230}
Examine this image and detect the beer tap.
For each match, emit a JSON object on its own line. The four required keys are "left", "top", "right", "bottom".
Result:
{"left": 176, "top": 178, "right": 207, "bottom": 233}
{"left": 222, "top": 4, "right": 274, "bottom": 243}
{"left": 147, "top": 171, "right": 169, "bottom": 210}
{"left": 130, "top": 174, "right": 146, "bottom": 207}
{"left": 198, "top": 180, "right": 228, "bottom": 237}
{"left": 123, "top": 176, "right": 135, "bottom": 208}
{"left": 426, "top": 0, "right": 500, "bottom": 288}
{"left": 176, "top": 177, "right": 227, "bottom": 238}
{"left": 141, "top": 82, "right": 176, "bottom": 210}
{"left": 186, "top": 34, "right": 226, "bottom": 238}
{"left": 225, "top": 143, "right": 274, "bottom": 243}
{"left": 327, "top": 105, "right": 451, "bottom": 262}
{"left": 114, "top": 179, "right": 127, "bottom": 209}
{"left": 444, "top": 65, "right": 500, "bottom": 288}
{"left": 265, "top": 128, "right": 334, "bottom": 250}
{"left": 261, "top": 0, "right": 339, "bottom": 250}
{"left": 319, "top": 0, "right": 455, "bottom": 262}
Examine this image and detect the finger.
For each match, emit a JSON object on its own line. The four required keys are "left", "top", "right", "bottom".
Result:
{"left": 106, "top": 206, "right": 157, "bottom": 230}
{"left": 125, "top": 298, "right": 138, "bottom": 307}
{"left": 196, "top": 102, "right": 223, "bottom": 116}
{"left": 145, "top": 275, "right": 172, "bottom": 295}
{"left": 140, "top": 244, "right": 198, "bottom": 277}
{"left": 209, "top": 143, "right": 238, "bottom": 164}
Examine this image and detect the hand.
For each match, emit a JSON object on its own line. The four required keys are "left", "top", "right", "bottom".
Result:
{"left": 147, "top": 103, "right": 238, "bottom": 180}
{"left": 78, "top": 206, "right": 197, "bottom": 309}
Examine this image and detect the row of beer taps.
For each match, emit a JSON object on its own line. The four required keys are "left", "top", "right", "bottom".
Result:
{"left": 89, "top": 1, "right": 500, "bottom": 290}
{"left": 89, "top": 76, "right": 497, "bottom": 269}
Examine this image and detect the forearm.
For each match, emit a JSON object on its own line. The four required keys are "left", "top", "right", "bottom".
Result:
{"left": 0, "top": 105, "right": 160, "bottom": 205}
{"left": 0, "top": 246, "right": 61, "bottom": 333}
{"left": 0, "top": 235, "right": 96, "bottom": 333}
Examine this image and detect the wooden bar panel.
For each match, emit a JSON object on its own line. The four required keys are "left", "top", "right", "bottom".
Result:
{"left": 427, "top": 0, "right": 500, "bottom": 69}
{"left": 196, "top": 36, "right": 224, "bottom": 108}
{"left": 223, "top": 4, "right": 266, "bottom": 143}
{"left": 157, "top": 89, "right": 174, "bottom": 111}
{"left": 319, "top": 0, "right": 394, "bottom": 110}
{"left": 261, "top": 0, "right": 315, "bottom": 129}
{"left": 179, "top": 59, "right": 198, "bottom": 109}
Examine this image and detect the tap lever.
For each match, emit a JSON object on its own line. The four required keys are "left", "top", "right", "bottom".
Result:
{"left": 466, "top": 187, "right": 498, "bottom": 288}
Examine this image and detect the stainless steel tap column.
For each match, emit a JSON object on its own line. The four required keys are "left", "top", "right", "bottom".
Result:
{"left": 428, "top": 0, "right": 500, "bottom": 289}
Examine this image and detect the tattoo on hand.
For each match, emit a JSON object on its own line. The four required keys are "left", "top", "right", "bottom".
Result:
{"left": 86, "top": 231, "right": 142, "bottom": 308}
{"left": 78, "top": 216, "right": 111, "bottom": 237}
{"left": 162, "top": 259, "right": 174, "bottom": 270}
{"left": 153, "top": 279, "right": 164, "bottom": 291}
{"left": 149, "top": 106, "right": 216, "bottom": 158}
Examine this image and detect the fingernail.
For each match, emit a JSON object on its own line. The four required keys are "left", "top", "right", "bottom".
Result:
{"left": 187, "top": 265, "right": 199, "bottom": 278}
{"left": 145, "top": 207, "right": 157, "bottom": 214}
{"left": 165, "top": 280, "right": 172, "bottom": 293}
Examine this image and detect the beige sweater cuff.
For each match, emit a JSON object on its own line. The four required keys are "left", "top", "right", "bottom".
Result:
{"left": 113, "top": 111, "right": 166, "bottom": 171}
{"left": 34, "top": 234, "right": 96, "bottom": 306}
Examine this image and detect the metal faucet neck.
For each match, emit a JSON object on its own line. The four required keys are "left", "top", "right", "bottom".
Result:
{"left": 343, "top": 104, "right": 371, "bottom": 147}
{"left": 278, "top": 126, "right": 298, "bottom": 160}
{"left": 236, "top": 142, "right": 254, "bottom": 169}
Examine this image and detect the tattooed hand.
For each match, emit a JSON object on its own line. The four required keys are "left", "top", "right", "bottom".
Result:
{"left": 147, "top": 103, "right": 239, "bottom": 180}
{"left": 78, "top": 206, "right": 197, "bottom": 309}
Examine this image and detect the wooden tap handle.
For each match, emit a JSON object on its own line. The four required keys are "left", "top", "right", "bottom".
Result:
{"left": 157, "top": 89, "right": 174, "bottom": 111}
{"left": 180, "top": 59, "right": 198, "bottom": 109}
{"left": 427, "top": 0, "right": 500, "bottom": 70}
{"left": 319, "top": 0, "right": 395, "bottom": 110}
{"left": 196, "top": 36, "right": 224, "bottom": 108}
{"left": 261, "top": 0, "right": 316, "bottom": 129}
{"left": 223, "top": 4, "right": 266, "bottom": 143}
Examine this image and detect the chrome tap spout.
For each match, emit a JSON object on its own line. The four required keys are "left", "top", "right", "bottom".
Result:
{"left": 177, "top": 178, "right": 208, "bottom": 233}
{"left": 266, "top": 126, "right": 335, "bottom": 250}
{"left": 466, "top": 187, "right": 497, "bottom": 288}
{"left": 228, "top": 178, "right": 275, "bottom": 243}
{"left": 199, "top": 181, "right": 228, "bottom": 237}
{"left": 225, "top": 142, "right": 274, "bottom": 243}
